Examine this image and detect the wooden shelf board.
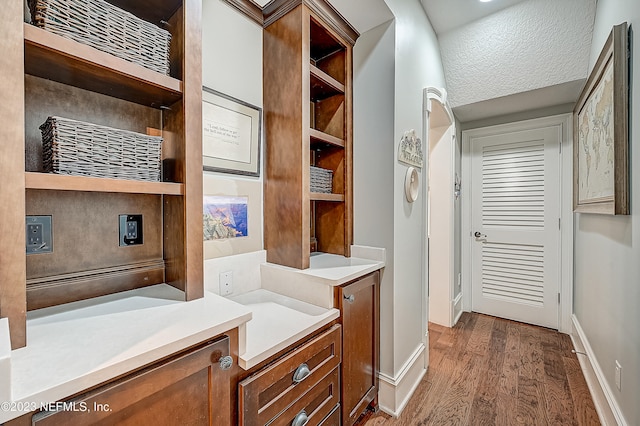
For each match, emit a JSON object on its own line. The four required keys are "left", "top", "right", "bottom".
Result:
{"left": 24, "top": 24, "right": 182, "bottom": 108}
{"left": 310, "top": 64, "right": 345, "bottom": 100}
{"left": 310, "top": 192, "right": 344, "bottom": 202}
{"left": 309, "top": 128, "right": 344, "bottom": 148}
{"left": 25, "top": 172, "right": 184, "bottom": 195}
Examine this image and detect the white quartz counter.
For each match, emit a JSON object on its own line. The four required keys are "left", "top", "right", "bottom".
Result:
{"left": 230, "top": 289, "right": 339, "bottom": 369}
{"left": 261, "top": 247, "right": 386, "bottom": 309}
{"left": 0, "top": 285, "right": 252, "bottom": 423}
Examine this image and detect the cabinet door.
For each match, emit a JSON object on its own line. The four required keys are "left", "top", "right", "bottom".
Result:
{"left": 31, "top": 336, "right": 234, "bottom": 426}
{"left": 338, "top": 271, "right": 380, "bottom": 426}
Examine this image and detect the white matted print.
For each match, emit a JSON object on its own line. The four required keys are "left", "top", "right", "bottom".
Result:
{"left": 202, "top": 88, "right": 261, "bottom": 176}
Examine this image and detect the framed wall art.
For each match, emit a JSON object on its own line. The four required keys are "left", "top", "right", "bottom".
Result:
{"left": 573, "top": 22, "right": 629, "bottom": 214}
{"left": 202, "top": 87, "right": 262, "bottom": 176}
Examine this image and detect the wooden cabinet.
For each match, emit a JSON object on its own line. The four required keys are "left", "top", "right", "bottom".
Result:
{"left": 263, "top": 0, "right": 358, "bottom": 269}
{"left": 0, "top": 0, "right": 203, "bottom": 348}
{"left": 335, "top": 271, "right": 380, "bottom": 426}
{"left": 9, "top": 335, "right": 235, "bottom": 426}
{"left": 238, "top": 324, "right": 341, "bottom": 426}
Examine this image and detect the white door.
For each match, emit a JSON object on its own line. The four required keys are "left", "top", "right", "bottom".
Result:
{"left": 470, "top": 126, "right": 560, "bottom": 329}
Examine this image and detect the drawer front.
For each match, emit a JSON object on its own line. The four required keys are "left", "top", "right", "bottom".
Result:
{"left": 318, "top": 403, "right": 341, "bottom": 426}
{"left": 239, "top": 324, "right": 341, "bottom": 425}
{"left": 32, "top": 336, "right": 233, "bottom": 426}
{"left": 271, "top": 367, "right": 340, "bottom": 426}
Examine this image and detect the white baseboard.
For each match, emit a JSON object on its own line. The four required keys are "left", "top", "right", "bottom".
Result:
{"left": 378, "top": 343, "right": 426, "bottom": 417}
{"left": 571, "top": 315, "right": 627, "bottom": 426}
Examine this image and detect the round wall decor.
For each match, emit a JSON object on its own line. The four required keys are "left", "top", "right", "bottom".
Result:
{"left": 405, "top": 166, "right": 419, "bottom": 203}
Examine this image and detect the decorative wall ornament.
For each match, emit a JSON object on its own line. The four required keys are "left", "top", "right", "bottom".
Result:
{"left": 404, "top": 167, "right": 419, "bottom": 203}
{"left": 398, "top": 129, "right": 424, "bottom": 168}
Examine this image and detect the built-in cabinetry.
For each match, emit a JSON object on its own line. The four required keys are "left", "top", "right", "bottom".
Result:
{"left": 0, "top": 0, "right": 203, "bottom": 349}
{"left": 335, "top": 271, "right": 380, "bottom": 426}
{"left": 263, "top": 0, "right": 358, "bottom": 269}
{"left": 6, "top": 333, "right": 236, "bottom": 426}
{"left": 238, "top": 325, "right": 342, "bottom": 426}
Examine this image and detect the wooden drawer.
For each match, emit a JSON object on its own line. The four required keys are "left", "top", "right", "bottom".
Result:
{"left": 271, "top": 367, "right": 339, "bottom": 426}
{"left": 30, "top": 335, "right": 234, "bottom": 426}
{"left": 319, "top": 403, "right": 341, "bottom": 425}
{"left": 238, "top": 324, "right": 341, "bottom": 425}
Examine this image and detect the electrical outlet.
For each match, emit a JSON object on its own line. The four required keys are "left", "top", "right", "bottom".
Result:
{"left": 119, "top": 214, "right": 143, "bottom": 246}
{"left": 219, "top": 271, "right": 233, "bottom": 296}
{"left": 26, "top": 216, "right": 53, "bottom": 254}
{"left": 615, "top": 361, "right": 622, "bottom": 391}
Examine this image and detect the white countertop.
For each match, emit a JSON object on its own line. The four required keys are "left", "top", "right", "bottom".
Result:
{"left": 0, "top": 247, "right": 385, "bottom": 422}
{"left": 261, "top": 248, "right": 385, "bottom": 309}
{"left": 0, "top": 285, "right": 252, "bottom": 423}
{"left": 230, "top": 289, "right": 339, "bottom": 369}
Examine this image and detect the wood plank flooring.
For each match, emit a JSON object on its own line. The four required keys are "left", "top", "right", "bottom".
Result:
{"left": 358, "top": 312, "right": 599, "bottom": 426}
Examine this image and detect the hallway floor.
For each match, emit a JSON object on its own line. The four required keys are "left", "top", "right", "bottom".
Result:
{"left": 359, "top": 312, "right": 599, "bottom": 425}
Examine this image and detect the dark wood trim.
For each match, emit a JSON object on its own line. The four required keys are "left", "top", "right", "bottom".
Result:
{"left": 183, "top": 0, "right": 204, "bottom": 299}
{"left": 263, "top": 0, "right": 358, "bottom": 45}
{"left": 0, "top": 0, "right": 27, "bottom": 349}
{"left": 222, "top": 0, "right": 263, "bottom": 25}
{"left": 26, "top": 260, "right": 166, "bottom": 310}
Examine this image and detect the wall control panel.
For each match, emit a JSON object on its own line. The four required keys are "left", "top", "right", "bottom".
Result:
{"left": 119, "top": 214, "right": 143, "bottom": 246}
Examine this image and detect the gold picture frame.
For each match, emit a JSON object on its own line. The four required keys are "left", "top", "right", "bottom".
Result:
{"left": 573, "top": 22, "right": 629, "bottom": 214}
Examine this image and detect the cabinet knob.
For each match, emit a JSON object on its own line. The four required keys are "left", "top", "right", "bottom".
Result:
{"left": 292, "top": 363, "right": 311, "bottom": 383}
{"left": 219, "top": 355, "right": 233, "bottom": 371}
{"left": 291, "top": 410, "right": 309, "bottom": 426}
{"left": 344, "top": 294, "right": 355, "bottom": 303}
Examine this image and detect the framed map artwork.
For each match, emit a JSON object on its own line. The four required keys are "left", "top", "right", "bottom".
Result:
{"left": 573, "top": 22, "right": 629, "bottom": 214}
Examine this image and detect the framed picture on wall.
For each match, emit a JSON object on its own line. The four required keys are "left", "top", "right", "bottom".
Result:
{"left": 202, "top": 87, "right": 262, "bottom": 176}
{"left": 573, "top": 22, "right": 629, "bottom": 215}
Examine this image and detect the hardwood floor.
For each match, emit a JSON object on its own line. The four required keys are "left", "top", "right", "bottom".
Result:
{"left": 358, "top": 312, "right": 600, "bottom": 426}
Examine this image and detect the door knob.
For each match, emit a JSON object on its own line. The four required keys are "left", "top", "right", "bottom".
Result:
{"left": 474, "top": 231, "right": 487, "bottom": 239}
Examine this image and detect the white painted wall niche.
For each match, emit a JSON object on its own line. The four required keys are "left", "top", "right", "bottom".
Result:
{"left": 425, "top": 88, "right": 460, "bottom": 328}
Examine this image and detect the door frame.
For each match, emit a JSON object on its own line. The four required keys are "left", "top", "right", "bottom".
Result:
{"left": 461, "top": 114, "right": 573, "bottom": 333}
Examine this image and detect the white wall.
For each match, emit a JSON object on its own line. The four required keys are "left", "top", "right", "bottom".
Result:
{"left": 202, "top": 0, "right": 264, "bottom": 260}
{"left": 574, "top": 1, "right": 640, "bottom": 424}
{"left": 384, "top": 0, "right": 446, "bottom": 377}
{"left": 353, "top": 20, "right": 396, "bottom": 375}
{"left": 353, "top": 0, "right": 446, "bottom": 400}
{"left": 428, "top": 124, "right": 454, "bottom": 326}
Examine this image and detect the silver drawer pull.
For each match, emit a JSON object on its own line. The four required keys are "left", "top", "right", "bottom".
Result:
{"left": 219, "top": 355, "right": 233, "bottom": 371}
{"left": 291, "top": 410, "right": 309, "bottom": 426}
{"left": 292, "top": 363, "right": 311, "bottom": 383}
{"left": 344, "top": 294, "right": 355, "bottom": 303}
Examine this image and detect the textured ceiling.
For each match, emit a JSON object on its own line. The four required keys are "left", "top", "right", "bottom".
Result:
{"left": 437, "top": 0, "right": 596, "bottom": 121}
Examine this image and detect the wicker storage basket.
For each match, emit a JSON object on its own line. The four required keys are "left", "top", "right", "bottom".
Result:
{"left": 310, "top": 166, "right": 333, "bottom": 193}
{"left": 29, "top": 0, "right": 171, "bottom": 75}
{"left": 41, "top": 116, "right": 163, "bottom": 182}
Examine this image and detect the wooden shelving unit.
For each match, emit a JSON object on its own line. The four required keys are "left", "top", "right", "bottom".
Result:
{"left": 0, "top": 0, "right": 203, "bottom": 349}
{"left": 24, "top": 24, "right": 183, "bottom": 107}
{"left": 263, "top": 0, "right": 357, "bottom": 270}
{"left": 25, "top": 172, "right": 184, "bottom": 195}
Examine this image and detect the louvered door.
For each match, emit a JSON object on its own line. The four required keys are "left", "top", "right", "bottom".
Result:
{"left": 470, "top": 126, "right": 560, "bottom": 328}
